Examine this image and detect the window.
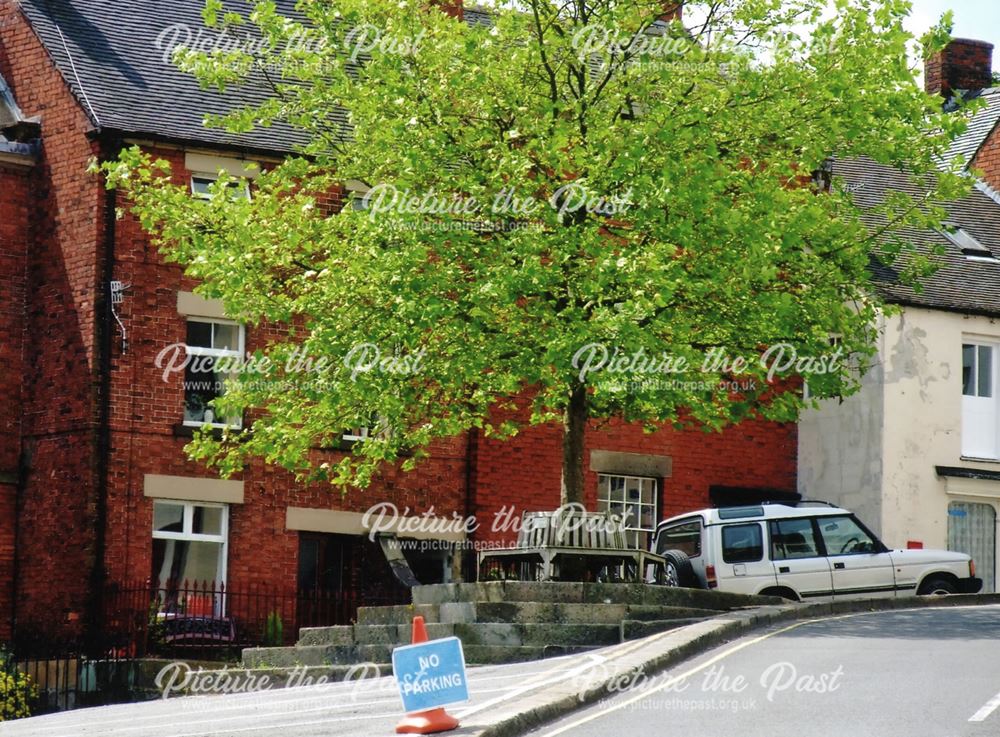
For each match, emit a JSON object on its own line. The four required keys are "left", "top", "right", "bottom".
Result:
{"left": 816, "top": 516, "right": 878, "bottom": 555}
{"left": 769, "top": 518, "right": 821, "bottom": 560}
{"left": 655, "top": 519, "right": 702, "bottom": 557}
{"left": 184, "top": 318, "right": 245, "bottom": 428}
{"left": 191, "top": 173, "right": 251, "bottom": 201}
{"left": 963, "top": 341, "right": 999, "bottom": 458}
{"left": 941, "top": 224, "right": 996, "bottom": 261}
{"left": 722, "top": 523, "right": 764, "bottom": 563}
{"left": 597, "top": 474, "right": 658, "bottom": 549}
{"left": 343, "top": 426, "right": 370, "bottom": 442}
{"left": 151, "top": 500, "right": 229, "bottom": 612}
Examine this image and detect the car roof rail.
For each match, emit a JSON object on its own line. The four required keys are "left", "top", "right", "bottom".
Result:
{"left": 760, "top": 499, "right": 840, "bottom": 509}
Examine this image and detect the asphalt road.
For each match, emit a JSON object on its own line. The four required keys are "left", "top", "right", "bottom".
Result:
{"left": 525, "top": 605, "right": 1000, "bottom": 737}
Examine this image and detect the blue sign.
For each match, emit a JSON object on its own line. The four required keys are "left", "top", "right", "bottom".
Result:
{"left": 392, "top": 636, "right": 469, "bottom": 713}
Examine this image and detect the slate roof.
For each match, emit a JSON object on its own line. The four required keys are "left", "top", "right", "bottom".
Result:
{"left": 16, "top": 1, "right": 665, "bottom": 156}
{"left": 834, "top": 156, "right": 1000, "bottom": 316}
{"left": 943, "top": 87, "right": 1000, "bottom": 170}
{"left": 16, "top": 0, "right": 317, "bottom": 155}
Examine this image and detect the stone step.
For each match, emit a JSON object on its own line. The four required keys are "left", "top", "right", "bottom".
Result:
{"left": 451, "top": 622, "right": 621, "bottom": 648}
{"left": 296, "top": 625, "right": 355, "bottom": 647}
{"left": 412, "top": 582, "right": 781, "bottom": 610}
{"left": 351, "top": 623, "right": 455, "bottom": 645}
{"left": 455, "top": 602, "right": 720, "bottom": 624}
{"left": 356, "top": 604, "right": 441, "bottom": 625}
{"left": 242, "top": 644, "right": 358, "bottom": 669}
{"left": 351, "top": 600, "right": 719, "bottom": 627}
{"left": 620, "top": 618, "right": 709, "bottom": 641}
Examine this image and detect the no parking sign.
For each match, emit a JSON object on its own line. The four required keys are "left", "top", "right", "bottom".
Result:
{"left": 392, "top": 636, "right": 470, "bottom": 713}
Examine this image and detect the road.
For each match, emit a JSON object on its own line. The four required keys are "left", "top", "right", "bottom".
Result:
{"left": 525, "top": 605, "right": 1000, "bottom": 737}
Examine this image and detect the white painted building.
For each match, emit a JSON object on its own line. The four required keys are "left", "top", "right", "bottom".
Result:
{"left": 799, "top": 41, "right": 1000, "bottom": 592}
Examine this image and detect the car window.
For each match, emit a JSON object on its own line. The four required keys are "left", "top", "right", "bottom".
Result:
{"left": 722, "top": 523, "right": 763, "bottom": 563}
{"left": 656, "top": 519, "right": 702, "bottom": 557}
{"left": 769, "top": 518, "right": 821, "bottom": 560}
{"left": 817, "top": 516, "right": 878, "bottom": 555}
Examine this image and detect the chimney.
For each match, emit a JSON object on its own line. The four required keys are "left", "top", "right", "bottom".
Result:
{"left": 432, "top": 0, "right": 462, "bottom": 20}
{"left": 925, "top": 38, "right": 994, "bottom": 98}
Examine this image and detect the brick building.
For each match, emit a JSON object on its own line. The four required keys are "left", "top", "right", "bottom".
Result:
{"left": 0, "top": 0, "right": 796, "bottom": 645}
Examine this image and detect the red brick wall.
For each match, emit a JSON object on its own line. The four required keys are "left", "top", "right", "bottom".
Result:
{"left": 471, "top": 402, "right": 796, "bottom": 546}
{"left": 0, "top": 1, "right": 105, "bottom": 639}
{"left": 0, "top": 0, "right": 796, "bottom": 642}
{"left": 0, "top": 160, "right": 32, "bottom": 641}
{"left": 972, "top": 126, "right": 1000, "bottom": 194}
{"left": 103, "top": 145, "right": 470, "bottom": 594}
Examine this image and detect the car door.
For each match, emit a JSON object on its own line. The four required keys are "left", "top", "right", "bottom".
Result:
{"left": 768, "top": 517, "right": 834, "bottom": 601}
{"left": 816, "top": 515, "right": 898, "bottom": 599}
{"left": 718, "top": 522, "right": 776, "bottom": 595}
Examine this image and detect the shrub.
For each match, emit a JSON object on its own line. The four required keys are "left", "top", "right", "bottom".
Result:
{"left": 0, "top": 650, "right": 36, "bottom": 722}
{"left": 262, "top": 611, "right": 284, "bottom": 647}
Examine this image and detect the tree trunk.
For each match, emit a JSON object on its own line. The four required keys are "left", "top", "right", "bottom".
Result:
{"left": 560, "top": 383, "right": 587, "bottom": 506}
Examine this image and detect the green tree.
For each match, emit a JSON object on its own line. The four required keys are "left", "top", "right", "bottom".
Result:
{"left": 103, "top": 0, "right": 969, "bottom": 505}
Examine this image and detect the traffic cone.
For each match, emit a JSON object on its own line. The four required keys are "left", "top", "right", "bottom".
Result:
{"left": 395, "top": 616, "right": 461, "bottom": 734}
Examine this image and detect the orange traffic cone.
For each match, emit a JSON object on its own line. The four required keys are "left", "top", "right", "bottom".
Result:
{"left": 395, "top": 616, "right": 461, "bottom": 734}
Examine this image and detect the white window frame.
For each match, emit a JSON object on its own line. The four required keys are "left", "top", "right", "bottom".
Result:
{"left": 962, "top": 339, "right": 999, "bottom": 460}
{"left": 191, "top": 172, "right": 251, "bottom": 201}
{"left": 151, "top": 500, "right": 230, "bottom": 587}
{"left": 343, "top": 426, "right": 370, "bottom": 442}
{"left": 597, "top": 473, "right": 658, "bottom": 549}
{"left": 183, "top": 316, "right": 246, "bottom": 429}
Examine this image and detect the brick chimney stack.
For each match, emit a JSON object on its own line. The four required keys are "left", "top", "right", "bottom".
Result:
{"left": 432, "top": 0, "right": 462, "bottom": 20}
{"left": 925, "top": 38, "right": 994, "bottom": 98}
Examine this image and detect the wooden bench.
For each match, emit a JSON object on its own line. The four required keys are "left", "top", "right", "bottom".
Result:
{"left": 478, "top": 509, "right": 667, "bottom": 583}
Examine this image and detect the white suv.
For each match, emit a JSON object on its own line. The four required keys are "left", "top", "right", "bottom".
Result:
{"left": 651, "top": 502, "right": 982, "bottom": 600}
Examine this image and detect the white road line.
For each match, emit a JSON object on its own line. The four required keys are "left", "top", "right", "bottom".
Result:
{"left": 969, "top": 688, "right": 1000, "bottom": 722}
{"left": 456, "top": 653, "right": 607, "bottom": 719}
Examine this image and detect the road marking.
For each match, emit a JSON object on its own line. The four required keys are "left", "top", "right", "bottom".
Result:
{"left": 456, "top": 653, "right": 608, "bottom": 719}
{"left": 970, "top": 688, "right": 1000, "bottom": 722}
{"left": 536, "top": 613, "right": 865, "bottom": 737}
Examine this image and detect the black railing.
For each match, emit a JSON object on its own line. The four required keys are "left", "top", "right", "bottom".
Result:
{"left": 1, "top": 580, "right": 410, "bottom": 719}
{"left": 103, "top": 579, "right": 410, "bottom": 659}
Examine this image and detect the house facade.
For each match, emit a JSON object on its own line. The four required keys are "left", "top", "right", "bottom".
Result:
{"left": 0, "top": 0, "right": 796, "bottom": 646}
{"left": 799, "top": 39, "right": 1000, "bottom": 593}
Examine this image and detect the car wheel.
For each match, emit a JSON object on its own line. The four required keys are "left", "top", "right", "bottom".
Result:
{"left": 661, "top": 549, "right": 697, "bottom": 588}
{"left": 918, "top": 576, "right": 958, "bottom": 596}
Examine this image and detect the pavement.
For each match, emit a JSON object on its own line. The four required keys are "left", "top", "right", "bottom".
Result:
{"left": 4, "top": 593, "right": 1000, "bottom": 737}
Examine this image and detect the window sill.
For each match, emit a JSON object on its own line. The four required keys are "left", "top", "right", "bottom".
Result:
{"left": 173, "top": 423, "right": 243, "bottom": 440}
{"left": 315, "top": 438, "right": 414, "bottom": 456}
{"left": 960, "top": 456, "right": 1000, "bottom": 465}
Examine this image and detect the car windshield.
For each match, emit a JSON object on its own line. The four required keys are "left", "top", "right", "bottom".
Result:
{"left": 818, "top": 516, "right": 878, "bottom": 555}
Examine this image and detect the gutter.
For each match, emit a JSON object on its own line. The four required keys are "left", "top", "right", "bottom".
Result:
{"left": 463, "top": 428, "right": 478, "bottom": 582}
{"left": 84, "top": 134, "right": 120, "bottom": 654}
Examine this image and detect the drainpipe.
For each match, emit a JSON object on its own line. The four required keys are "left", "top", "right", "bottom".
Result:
{"left": 85, "top": 136, "right": 119, "bottom": 655}
{"left": 461, "top": 428, "right": 478, "bottom": 582}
